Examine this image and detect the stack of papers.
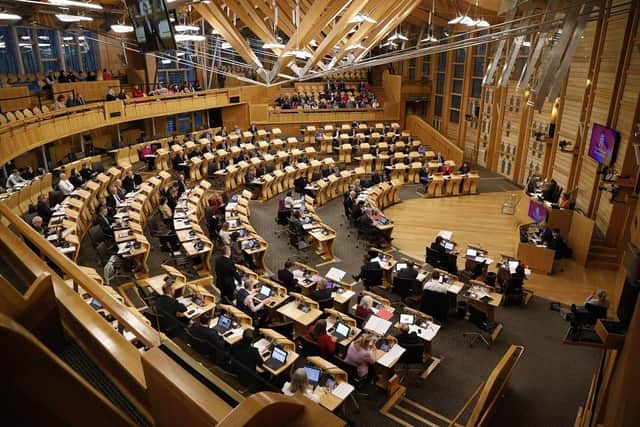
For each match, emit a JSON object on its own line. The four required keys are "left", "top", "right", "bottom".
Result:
{"left": 326, "top": 267, "right": 346, "bottom": 282}
{"left": 448, "top": 283, "right": 463, "bottom": 294}
{"left": 438, "top": 230, "right": 453, "bottom": 240}
{"left": 252, "top": 338, "right": 271, "bottom": 353}
{"left": 409, "top": 323, "right": 441, "bottom": 341}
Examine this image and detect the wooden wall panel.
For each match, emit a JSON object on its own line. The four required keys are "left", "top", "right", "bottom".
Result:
{"left": 524, "top": 100, "right": 554, "bottom": 185}
{"left": 496, "top": 83, "right": 523, "bottom": 181}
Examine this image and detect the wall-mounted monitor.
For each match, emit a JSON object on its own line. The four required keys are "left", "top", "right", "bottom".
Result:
{"left": 125, "top": 0, "right": 176, "bottom": 52}
{"left": 588, "top": 123, "right": 620, "bottom": 166}
{"left": 528, "top": 200, "right": 548, "bottom": 223}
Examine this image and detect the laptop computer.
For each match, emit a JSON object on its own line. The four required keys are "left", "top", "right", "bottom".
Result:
{"left": 255, "top": 285, "right": 272, "bottom": 301}
{"left": 331, "top": 321, "right": 351, "bottom": 341}
{"left": 395, "top": 262, "right": 408, "bottom": 272}
{"left": 399, "top": 314, "right": 414, "bottom": 325}
{"left": 215, "top": 314, "right": 233, "bottom": 334}
{"left": 466, "top": 248, "right": 477, "bottom": 258}
{"left": 444, "top": 241, "right": 455, "bottom": 252}
{"left": 305, "top": 366, "right": 322, "bottom": 387}
{"left": 264, "top": 346, "right": 288, "bottom": 370}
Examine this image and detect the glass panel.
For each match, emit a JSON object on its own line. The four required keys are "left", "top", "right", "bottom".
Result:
{"left": 177, "top": 113, "right": 192, "bottom": 134}
{"left": 455, "top": 48, "right": 465, "bottom": 63}
{"left": 436, "top": 73, "right": 445, "bottom": 93}
{"left": 422, "top": 55, "right": 430, "bottom": 78}
{"left": 453, "top": 64, "right": 464, "bottom": 78}
{"left": 437, "top": 52, "right": 446, "bottom": 72}
{"left": 434, "top": 95, "right": 443, "bottom": 116}
{"left": 451, "top": 95, "right": 461, "bottom": 109}
{"left": 473, "top": 57, "right": 484, "bottom": 76}
{"left": 449, "top": 109, "right": 460, "bottom": 123}
{"left": 472, "top": 79, "right": 482, "bottom": 98}
{"left": 453, "top": 79, "right": 462, "bottom": 94}
{"left": 62, "top": 32, "right": 80, "bottom": 72}
{"left": 80, "top": 32, "right": 98, "bottom": 72}
{"left": 167, "top": 116, "right": 176, "bottom": 133}
{"left": 17, "top": 28, "right": 37, "bottom": 74}
{"left": 37, "top": 29, "right": 57, "bottom": 61}
{"left": 0, "top": 27, "right": 18, "bottom": 74}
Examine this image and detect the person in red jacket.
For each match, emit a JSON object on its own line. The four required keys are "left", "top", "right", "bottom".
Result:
{"left": 305, "top": 318, "right": 335, "bottom": 358}
{"left": 132, "top": 85, "right": 144, "bottom": 98}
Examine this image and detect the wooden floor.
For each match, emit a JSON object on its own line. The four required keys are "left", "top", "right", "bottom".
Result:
{"left": 385, "top": 191, "right": 618, "bottom": 307}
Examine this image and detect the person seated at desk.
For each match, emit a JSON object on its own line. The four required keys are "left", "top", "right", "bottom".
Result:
{"left": 6, "top": 169, "right": 26, "bottom": 190}
{"left": 172, "top": 152, "right": 190, "bottom": 176}
{"left": 542, "top": 179, "right": 558, "bottom": 202}
{"left": 176, "top": 173, "right": 188, "bottom": 196}
{"left": 526, "top": 174, "right": 541, "bottom": 195}
{"left": 219, "top": 222, "right": 233, "bottom": 246}
{"left": 538, "top": 225, "right": 553, "bottom": 246}
{"left": 395, "top": 323, "right": 420, "bottom": 347}
{"left": 288, "top": 210, "right": 305, "bottom": 237}
{"left": 435, "top": 152, "right": 445, "bottom": 164}
{"left": 353, "top": 254, "right": 382, "bottom": 291}
{"left": 140, "top": 144, "right": 155, "bottom": 171}
{"left": 459, "top": 162, "right": 470, "bottom": 175}
{"left": 36, "top": 194, "right": 53, "bottom": 225}
{"left": 439, "top": 164, "right": 452, "bottom": 175}
{"left": 284, "top": 191, "right": 295, "bottom": 210}
{"left": 31, "top": 215, "right": 46, "bottom": 235}
{"left": 423, "top": 272, "right": 448, "bottom": 293}
{"left": 282, "top": 368, "right": 321, "bottom": 403}
{"left": 215, "top": 245, "right": 242, "bottom": 303}
{"left": 430, "top": 236, "right": 447, "bottom": 256}
{"left": 294, "top": 175, "right": 308, "bottom": 197}
{"left": 345, "top": 334, "right": 376, "bottom": 379}
{"left": 106, "top": 185, "right": 123, "bottom": 212}
{"left": 158, "top": 197, "right": 173, "bottom": 225}
{"left": 350, "top": 200, "right": 365, "bottom": 224}
{"left": 95, "top": 205, "right": 115, "bottom": 237}
{"left": 322, "top": 164, "right": 338, "bottom": 178}
{"left": 343, "top": 191, "right": 357, "bottom": 218}
{"left": 166, "top": 185, "right": 179, "bottom": 211}
{"left": 123, "top": 169, "right": 142, "bottom": 193}
{"left": 57, "top": 173, "right": 75, "bottom": 196}
{"left": 584, "top": 289, "right": 609, "bottom": 309}
{"left": 188, "top": 315, "right": 222, "bottom": 348}
{"left": 306, "top": 318, "right": 336, "bottom": 358}
{"left": 277, "top": 260, "right": 298, "bottom": 291}
{"left": 355, "top": 295, "right": 374, "bottom": 319}
{"left": 356, "top": 210, "right": 389, "bottom": 247}
{"left": 153, "top": 282, "right": 188, "bottom": 324}
{"left": 558, "top": 192, "right": 571, "bottom": 209}
{"left": 236, "top": 278, "right": 266, "bottom": 319}
{"left": 232, "top": 329, "right": 263, "bottom": 373}
{"left": 397, "top": 261, "right": 419, "bottom": 280}
{"left": 217, "top": 126, "right": 228, "bottom": 137}
{"left": 245, "top": 166, "right": 258, "bottom": 195}
{"left": 419, "top": 165, "right": 431, "bottom": 187}
{"left": 231, "top": 231, "right": 255, "bottom": 269}
{"left": 21, "top": 166, "right": 36, "bottom": 181}
{"left": 68, "top": 169, "right": 83, "bottom": 188}
{"left": 310, "top": 279, "right": 333, "bottom": 302}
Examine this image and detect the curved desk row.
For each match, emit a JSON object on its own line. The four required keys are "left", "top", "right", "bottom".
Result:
{"left": 225, "top": 192, "right": 269, "bottom": 272}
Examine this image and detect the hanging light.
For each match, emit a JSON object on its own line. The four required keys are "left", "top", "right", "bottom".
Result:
{"left": 388, "top": 28, "right": 408, "bottom": 42}
{"left": 421, "top": 1, "right": 438, "bottom": 43}
{"left": 461, "top": 16, "right": 477, "bottom": 26}
{"left": 111, "top": 24, "right": 134, "bottom": 33}
{"left": 56, "top": 14, "right": 93, "bottom": 22}
{"left": 161, "top": 59, "right": 171, "bottom": 64}
{"left": 263, "top": 41, "right": 285, "bottom": 49}
{"left": 174, "top": 34, "right": 205, "bottom": 42}
{"left": 309, "top": 39, "right": 318, "bottom": 47}
{"left": 48, "top": 0, "right": 102, "bottom": 10}
{"left": 346, "top": 42, "right": 364, "bottom": 50}
{"left": 263, "top": 1, "right": 284, "bottom": 50}
{"left": 174, "top": 24, "right": 200, "bottom": 32}
{"left": 475, "top": 19, "right": 490, "bottom": 27}
{"left": 448, "top": 15, "right": 464, "bottom": 25}
{"left": 221, "top": 42, "right": 232, "bottom": 49}
{"left": 349, "top": 13, "right": 376, "bottom": 24}
{"left": 283, "top": 49, "right": 312, "bottom": 59}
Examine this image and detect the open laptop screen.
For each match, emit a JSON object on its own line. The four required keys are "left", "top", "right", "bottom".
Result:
{"left": 305, "top": 366, "right": 322, "bottom": 386}
{"left": 272, "top": 347, "right": 287, "bottom": 363}
{"left": 400, "top": 314, "right": 414, "bottom": 324}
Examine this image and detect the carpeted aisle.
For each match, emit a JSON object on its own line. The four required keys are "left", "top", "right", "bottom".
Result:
{"left": 249, "top": 183, "right": 599, "bottom": 427}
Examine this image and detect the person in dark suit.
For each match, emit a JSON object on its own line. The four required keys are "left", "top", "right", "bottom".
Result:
{"left": 277, "top": 260, "right": 298, "bottom": 291}
{"left": 310, "top": 279, "right": 333, "bottom": 302}
{"left": 343, "top": 191, "right": 356, "bottom": 218}
{"left": 397, "top": 261, "right": 419, "bottom": 280}
{"left": 95, "top": 205, "right": 114, "bottom": 237}
{"left": 353, "top": 254, "right": 383, "bottom": 290}
{"left": 395, "top": 323, "right": 420, "bottom": 346}
{"left": 542, "top": 179, "right": 558, "bottom": 202}
{"left": 153, "top": 282, "right": 188, "bottom": 324}
{"left": 188, "top": 315, "right": 221, "bottom": 348}
{"left": 459, "top": 162, "right": 470, "bottom": 175}
{"left": 36, "top": 194, "right": 52, "bottom": 224}
{"left": 231, "top": 329, "right": 263, "bottom": 372}
{"left": 172, "top": 152, "right": 189, "bottom": 175}
{"left": 106, "top": 185, "right": 122, "bottom": 212}
{"left": 214, "top": 245, "right": 243, "bottom": 303}
{"left": 176, "top": 173, "right": 188, "bottom": 196}
{"left": 430, "top": 236, "right": 446, "bottom": 255}
{"left": 350, "top": 200, "right": 365, "bottom": 223}
{"left": 539, "top": 225, "right": 553, "bottom": 246}
{"left": 548, "top": 228, "right": 572, "bottom": 259}
{"left": 122, "top": 169, "right": 142, "bottom": 193}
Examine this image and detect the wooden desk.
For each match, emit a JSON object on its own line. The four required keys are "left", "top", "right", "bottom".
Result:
{"left": 306, "top": 356, "right": 353, "bottom": 412}
{"left": 277, "top": 296, "right": 322, "bottom": 336}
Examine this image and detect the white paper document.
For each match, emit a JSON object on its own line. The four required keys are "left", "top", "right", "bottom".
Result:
{"left": 448, "top": 283, "right": 463, "bottom": 294}
{"left": 364, "top": 315, "right": 392, "bottom": 336}
{"left": 409, "top": 323, "right": 441, "bottom": 341}
{"left": 378, "top": 344, "right": 406, "bottom": 368}
{"left": 331, "top": 382, "right": 355, "bottom": 399}
{"left": 326, "top": 267, "right": 346, "bottom": 282}
{"left": 252, "top": 338, "right": 271, "bottom": 353}
{"left": 438, "top": 230, "right": 453, "bottom": 240}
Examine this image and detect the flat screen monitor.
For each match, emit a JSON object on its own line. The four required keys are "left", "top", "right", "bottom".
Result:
{"left": 125, "top": 0, "right": 176, "bottom": 52}
{"left": 444, "top": 241, "right": 455, "bottom": 251}
{"left": 588, "top": 123, "right": 620, "bottom": 165}
{"left": 305, "top": 366, "right": 322, "bottom": 386}
{"left": 217, "top": 314, "right": 232, "bottom": 331}
{"left": 466, "top": 248, "right": 477, "bottom": 258}
{"left": 528, "top": 200, "right": 548, "bottom": 223}
{"left": 399, "top": 314, "right": 414, "bottom": 324}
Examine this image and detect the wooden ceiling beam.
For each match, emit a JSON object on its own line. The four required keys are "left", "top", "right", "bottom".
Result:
{"left": 303, "top": 0, "right": 372, "bottom": 70}
{"left": 193, "top": 3, "right": 264, "bottom": 70}
{"left": 225, "top": 0, "right": 279, "bottom": 45}
{"left": 253, "top": 0, "right": 296, "bottom": 37}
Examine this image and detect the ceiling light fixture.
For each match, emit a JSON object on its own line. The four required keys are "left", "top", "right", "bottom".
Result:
{"left": 174, "top": 34, "right": 205, "bottom": 42}
{"left": 283, "top": 49, "right": 312, "bottom": 59}
{"left": 221, "top": 41, "right": 232, "bottom": 49}
{"left": 346, "top": 42, "right": 364, "bottom": 50}
{"left": 263, "top": 1, "right": 284, "bottom": 51}
{"left": 161, "top": 59, "right": 171, "bottom": 64}
{"left": 348, "top": 13, "right": 376, "bottom": 24}
{"left": 56, "top": 14, "right": 93, "bottom": 22}
{"left": 49, "top": 0, "right": 102, "bottom": 10}
{"left": 0, "top": 12, "right": 22, "bottom": 20}
{"left": 174, "top": 24, "right": 200, "bottom": 32}
{"left": 111, "top": 24, "right": 134, "bottom": 33}
{"left": 263, "top": 41, "right": 285, "bottom": 49}
{"left": 421, "top": 1, "right": 438, "bottom": 43}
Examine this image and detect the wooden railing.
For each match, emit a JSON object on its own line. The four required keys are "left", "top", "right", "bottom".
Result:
{"left": 249, "top": 103, "right": 390, "bottom": 125}
{"left": 405, "top": 114, "right": 464, "bottom": 165}
{"left": 0, "top": 87, "right": 245, "bottom": 165}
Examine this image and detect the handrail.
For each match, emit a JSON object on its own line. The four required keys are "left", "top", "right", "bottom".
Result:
{"left": 0, "top": 202, "right": 161, "bottom": 348}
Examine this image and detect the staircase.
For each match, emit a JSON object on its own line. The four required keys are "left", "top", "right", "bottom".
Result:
{"left": 587, "top": 240, "right": 620, "bottom": 270}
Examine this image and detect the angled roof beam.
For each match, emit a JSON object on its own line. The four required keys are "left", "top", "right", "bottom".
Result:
{"left": 193, "top": 3, "right": 265, "bottom": 73}
{"left": 225, "top": 0, "right": 282, "bottom": 51}
{"left": 253, "top": 0, "right": 295, "bottom": 38}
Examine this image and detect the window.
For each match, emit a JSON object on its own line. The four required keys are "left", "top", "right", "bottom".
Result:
{"left": 449, "top": 109, "right": 460, "bottom": 123}
{"left": 437, "top": 52, "right": 447, "bottom": 72}
{"left": 17, "top": 28, "right": 38, "bottom": 74}
{"left": 471, "top": 79, "right": 482, "bottom": 98}
{"left": 451, "top": 95, "right": 461, "bottom": 109}
{"left": 453, "top": 80, "right": 463, "bottom": 94}
{"left": 408, "top": 58, "right": 416, "bottom": 80}
{"left": 177, "top": 113, "right": 192, "bottom": 134}
{"left": 436, "top": 73, "right": 445, "bottom": 93}
{"left": 37, "top": 28, "right": 59, "bottom": 72}
{"left": 422, "top": 55, "right": 431, "bottom": 78}
{"left": 434, "top": 95, "right": 443, "bottom": 116}
{"left": 0, "top": 27, "right": 17, "bottom": 74}
{"left": 455, "top": 48, "right": 465, "bottom": 63}
{"left": 454, "top": 64, "right": 464, "bottom": 78}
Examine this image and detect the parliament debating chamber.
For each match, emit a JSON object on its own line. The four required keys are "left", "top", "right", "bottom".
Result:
{"left": 1, "top": 0, "right": 640, "bottom": 426}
